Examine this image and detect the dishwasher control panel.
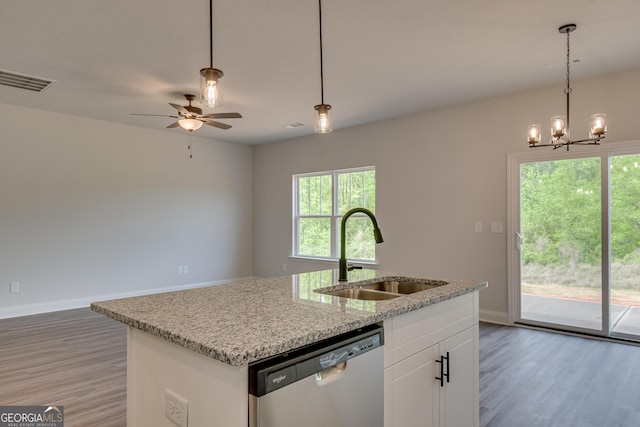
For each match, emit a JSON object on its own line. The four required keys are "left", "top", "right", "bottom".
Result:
{"left": 249, "top": 324, "right": 383, "bottom": 397}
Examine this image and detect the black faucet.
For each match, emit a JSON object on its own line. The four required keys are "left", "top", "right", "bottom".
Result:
{"left": 339, "top": 208, "right": 384, "bottom": 282}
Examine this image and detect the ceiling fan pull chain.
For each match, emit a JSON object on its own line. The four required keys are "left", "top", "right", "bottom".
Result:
{"left": 188, "top": 132, "right": 193, "bottom": 159}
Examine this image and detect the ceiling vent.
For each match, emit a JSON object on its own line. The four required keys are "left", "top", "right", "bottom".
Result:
{"left": 0, "top": 69, "right": 55, "bottom": 92}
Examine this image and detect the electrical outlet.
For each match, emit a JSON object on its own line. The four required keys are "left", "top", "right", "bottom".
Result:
{"left": 165, "top": 389, "right": 188, "bottom": 427}
{"left": 10, "top": 282, "right": 20, "bottom": 293}
{"left": 282, "top": 263, "right": 287, "bottom": 272}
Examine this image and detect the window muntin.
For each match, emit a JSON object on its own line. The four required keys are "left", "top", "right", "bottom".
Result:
{"left": 294, "top": 167, "right": 376, "bottom": 261}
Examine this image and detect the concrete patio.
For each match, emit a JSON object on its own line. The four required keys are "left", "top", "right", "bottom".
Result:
{"left": 521, "top": 294, "right": 640, "bottom": 337}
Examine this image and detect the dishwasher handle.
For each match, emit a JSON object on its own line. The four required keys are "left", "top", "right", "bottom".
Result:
{"left": 315, "top": 361, "right": 347, "bottom": 385}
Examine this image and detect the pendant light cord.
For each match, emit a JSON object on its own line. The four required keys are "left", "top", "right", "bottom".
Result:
{"left": 209, "top": 0, "right": 213, "bottom": 68}
{"left": 318, "top": 0, "right": 325, "bottom": 104}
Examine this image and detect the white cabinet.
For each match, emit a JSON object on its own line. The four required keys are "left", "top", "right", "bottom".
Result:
{"left": 384, "top": 292, "right": 479, "bottom": 427}
{"left": 385, "top": 342, "right": 440, "bottom": 427}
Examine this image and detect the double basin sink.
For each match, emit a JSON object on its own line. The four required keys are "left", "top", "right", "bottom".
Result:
{"left": 316, "top": 279, "right": 447, "bottom": 301}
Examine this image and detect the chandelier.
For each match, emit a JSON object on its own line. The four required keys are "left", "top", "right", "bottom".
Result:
{"left": 527, "top": 24, "right": 607, "bottom": 151}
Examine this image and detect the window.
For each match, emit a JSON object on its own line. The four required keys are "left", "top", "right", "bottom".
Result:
{"left": 293, "top": 167, "right": 376, "bottom": 262}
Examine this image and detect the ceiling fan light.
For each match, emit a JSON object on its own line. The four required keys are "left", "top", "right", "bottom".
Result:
{"left": 314, "top": 104, "right": 332, "bottom": 133}
{"left": 200, "top": 67, "right": 224, "bottom": 108}
{"left": 178, "top": 118, "right": 203, "bottom": 132}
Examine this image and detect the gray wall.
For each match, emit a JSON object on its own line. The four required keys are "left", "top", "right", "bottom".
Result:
{"left": 252, "top": 68, "right": 640, "bottom": 321}
{"left": 0, "top": 103, "right": 253, "bottom": 318}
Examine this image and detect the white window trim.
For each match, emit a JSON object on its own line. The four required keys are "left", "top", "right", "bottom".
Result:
{"left": 292, "top": 166, "right": 376, "bottom": 262}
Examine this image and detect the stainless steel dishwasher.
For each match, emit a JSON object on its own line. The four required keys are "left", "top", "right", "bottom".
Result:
{"left": 248, "top": 324, "right": 384, "bottom": 427}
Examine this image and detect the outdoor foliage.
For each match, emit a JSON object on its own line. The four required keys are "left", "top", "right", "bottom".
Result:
{"left": 521, "top": 153, "right": 640, "bottom": 267}
{"left": 297, "top": 169, "right": 377, "bottom": 260}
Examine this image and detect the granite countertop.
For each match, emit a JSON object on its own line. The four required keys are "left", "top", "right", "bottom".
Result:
{"left": 91, "top": 269, "right": 487, "bottom": 366}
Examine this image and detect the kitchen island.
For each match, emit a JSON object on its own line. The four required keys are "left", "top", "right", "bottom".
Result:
{"left": 91, "top": 269, "right": 487, "bottom": 426}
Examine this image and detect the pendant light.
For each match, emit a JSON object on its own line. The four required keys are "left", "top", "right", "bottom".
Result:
{"left": 314, "top": 0, "right": 332, "bottom": 134}
{"left": 200, "top": 0, "right": 224, "bottom": 108}
{"left": 527, "top": 24, "right": 607, "bottom": 150}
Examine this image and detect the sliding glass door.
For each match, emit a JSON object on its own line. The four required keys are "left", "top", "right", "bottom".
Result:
{"left": 510, "top": 145, "right": 640, "bottom": 340}
{"left": 610, "top": 153, "right": 640, "bottom": 338}
{"left": 519, "top": 157, "right": 603, "bottom": 332}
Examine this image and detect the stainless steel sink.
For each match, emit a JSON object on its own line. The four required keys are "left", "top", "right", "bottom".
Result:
{"left": 362, "top": 280, "right": 446, "bottom": 294}
{"left": 318, "top": 279, "right": 448, "bottom": 301}
{"left": 327, "top": 288, "right": 401, "bottom": 301}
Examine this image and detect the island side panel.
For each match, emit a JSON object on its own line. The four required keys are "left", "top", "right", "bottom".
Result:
{"left": 127, "top": 327, "right": 248, "bottom": 427}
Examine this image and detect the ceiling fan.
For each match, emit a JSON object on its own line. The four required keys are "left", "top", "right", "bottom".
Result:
{"left": 131, "top": 94, "right": 242, "bottom": 132}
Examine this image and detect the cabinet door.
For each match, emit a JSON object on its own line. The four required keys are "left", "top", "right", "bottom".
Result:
{"left": 385, "top": 344, "right": 440, "bottom": 427}
{"left": 441, "top": 326, "right": 477, "bottom": 427}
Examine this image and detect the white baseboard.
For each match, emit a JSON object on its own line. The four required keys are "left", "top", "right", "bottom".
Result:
{"left": 479, "top": 309, "right": 510, "bottom": 325}
{"left": 0, "top": 276, "right": 255, "bottom": 320}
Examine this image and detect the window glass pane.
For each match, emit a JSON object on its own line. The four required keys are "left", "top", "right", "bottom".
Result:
{"left": 299, "top": 218, "right": 332, "bottom": 257}
{"left": 298, "top": 175, "right": 332, "bottom": 215}
{"left": 340, "top": 217, "right": 376, "bottom": 260}
{"left": 337, "top": 170, "right": 376, "bottom": 214}
{"left": 610, "top": 153, "right": 640, "bottom": 336}
{"left": 520, "top": 157, "right": 602, "bottom": 330}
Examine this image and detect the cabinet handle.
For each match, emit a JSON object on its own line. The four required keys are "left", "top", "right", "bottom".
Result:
{"left": 444, "top": 351, "right": 450, "bottom": 383}
{"left": 435, "top": 352, "right": 450, "bottom": 387}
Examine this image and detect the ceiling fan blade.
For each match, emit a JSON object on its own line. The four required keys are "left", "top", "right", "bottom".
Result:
{"left": 166, "top": 122, "right": 180, "bottom": 129}
{"left": 199, "top": 112, "right": 243, "bottom": 119}
{"left": 202, "top": 119, "right": 232, "bottom": 130}
{"left": 169, "top": 103, "right": 190, "bottom": 116}
{"left": 131, "top": 113, "right": 179, "bottom": 118}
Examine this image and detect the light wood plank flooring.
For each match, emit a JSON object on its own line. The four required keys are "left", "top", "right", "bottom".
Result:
{"left": 2, "top": 309, "right": 639, "bottom": 426}
{"left": 0, "top": 308, "right": 126, "bottom": 426}
{"left": 480, "top": 323, "right": 640, "bottom": 427}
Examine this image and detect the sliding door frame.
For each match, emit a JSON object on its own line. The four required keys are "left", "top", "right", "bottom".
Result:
{"left": 507, "top": 140, "right": 640, "bottom": 338}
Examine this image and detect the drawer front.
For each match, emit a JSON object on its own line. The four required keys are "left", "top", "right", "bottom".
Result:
{"left": 384, "top": 292, "right": 476, "bottom": 366}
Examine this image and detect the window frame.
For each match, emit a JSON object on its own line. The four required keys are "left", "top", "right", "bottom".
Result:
{"left": 292, "top": 166, "right": 377, "bottom": 263}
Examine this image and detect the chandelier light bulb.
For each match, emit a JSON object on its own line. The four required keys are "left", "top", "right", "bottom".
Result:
{"left": 551, "top": 116, "right": 567, "bottom": 139}
{"left": 528, "top": 124, "right": 541, "bottom": 145}
{"left": 590, "top": 113, "right": 607, "bottom": 138}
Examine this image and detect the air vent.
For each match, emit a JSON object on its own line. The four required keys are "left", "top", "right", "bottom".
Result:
{"left": 0, "top": 69, "right": 55, "bottom": 92}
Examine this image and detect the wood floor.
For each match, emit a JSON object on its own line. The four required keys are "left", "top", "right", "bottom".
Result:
{"left": 2, "top": 309, "right": 639, "bottom": 426}
{"left": 479, "top": 323, "right": 640, "bottom": 427}
{"left": 0, "top": 308, "right": 127, "bottom": 426}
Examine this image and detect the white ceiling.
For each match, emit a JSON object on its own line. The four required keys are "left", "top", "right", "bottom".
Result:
{"left": 2, "top": 0, "right": 640, "bottom": 145}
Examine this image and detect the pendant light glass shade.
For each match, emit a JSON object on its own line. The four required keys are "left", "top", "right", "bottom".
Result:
{"left": 178, "top": 118, "right": 204, "bottom": 132}
{"left": 590, "top": 113, "right": 607, "bottom": 138}
{"left": 527, "top": 124, "right": 541, "bottom": 145}
{"left": 200, "top": 68, "right": 224, "bottom": 108}
{"left": 314, "top": 104, "right": 332, "bottom": 133}
{"left": 550, "top": 116, "right": 567, "bottom": 139}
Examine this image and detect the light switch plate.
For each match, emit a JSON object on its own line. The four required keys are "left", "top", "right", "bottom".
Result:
{"left": 491, "top": 222, "right": 503, "bottom": 233}
{"left": 474, "top": 222, "right": 482, "bottom": 233}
